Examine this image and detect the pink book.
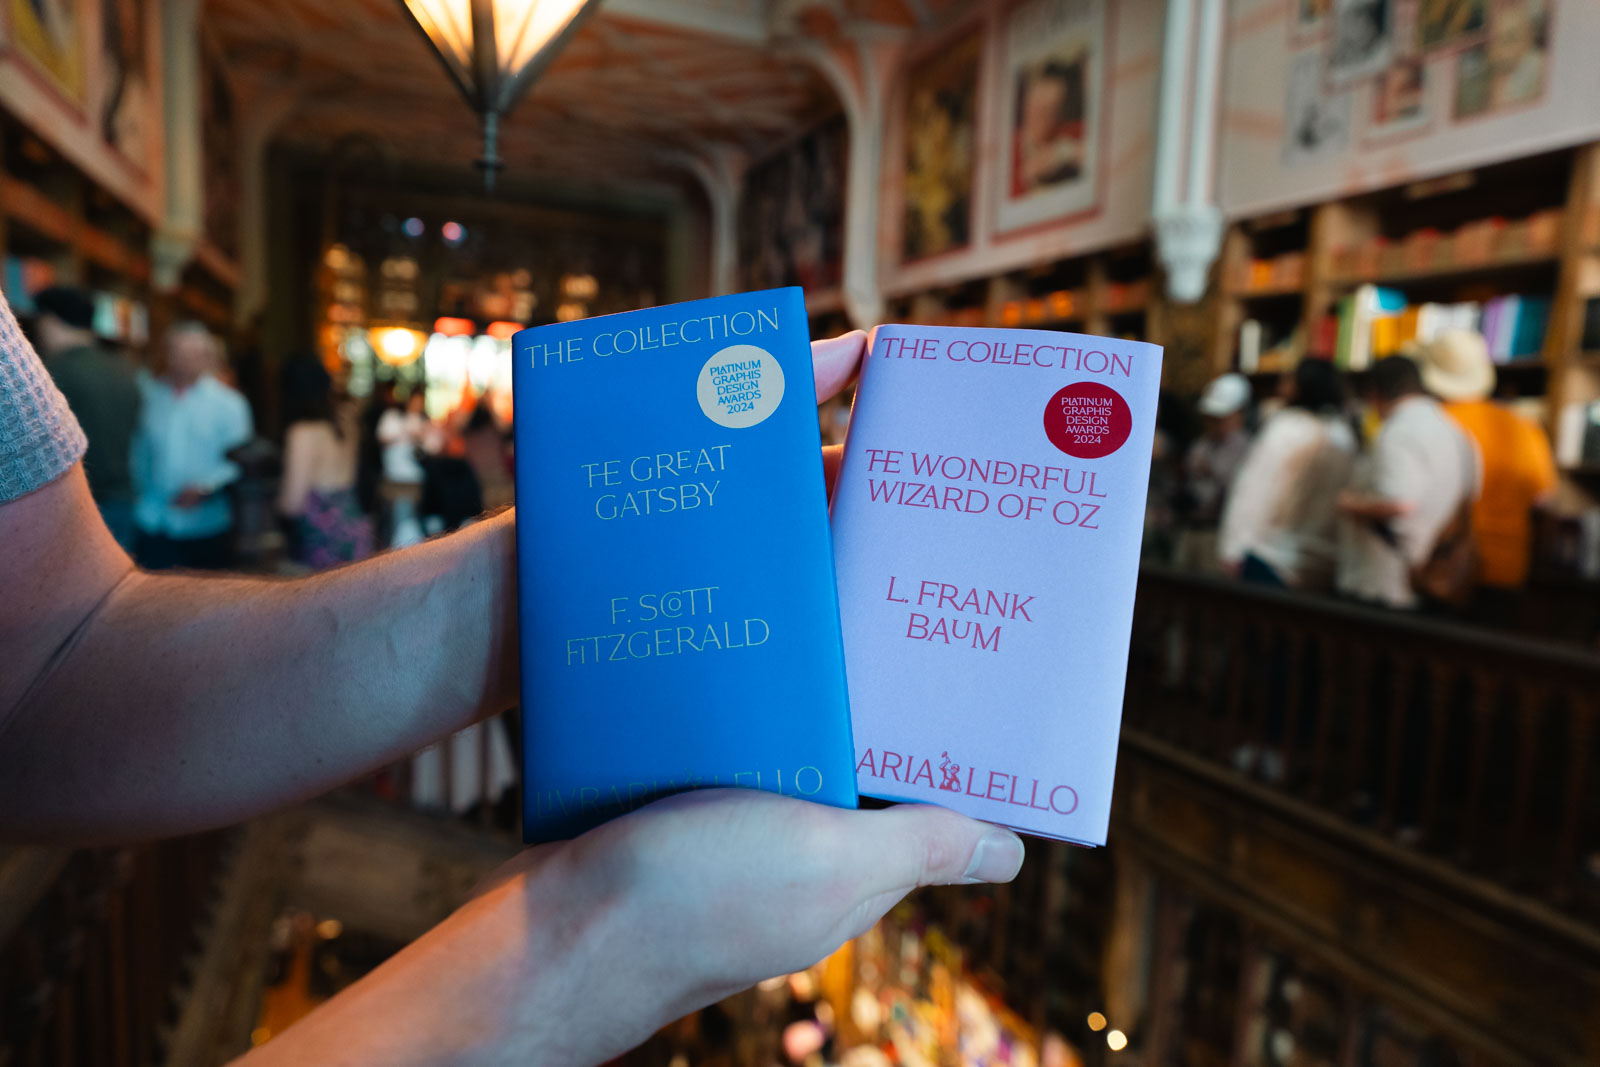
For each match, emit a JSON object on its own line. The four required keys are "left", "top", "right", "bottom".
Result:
{"left": 830, "top": 325, "right": 1163, "bottom": 845}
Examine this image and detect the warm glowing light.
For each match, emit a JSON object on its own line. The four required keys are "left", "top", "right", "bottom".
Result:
{"left": 322, "top": 244, "right": 351, "bottom": 270}
{"left": 1087, "top": 1012, "right": 1107, "bottom": 1032}
{"left": 442, "top": 220, "right": 465, "bottom": 244}
{"left": 433, "top": 316, "right": 477, "bottom": 337}
{"left": 560, "top": 272, "right": 598, "bottom": 301}
{"left": 315, "top": 918, "right": 343, "bottom": 940}
{"left": 399, "top": 0, "right": 604, "bottom": 190}
{"left": 555, "top": 302, "right": 586, "bottom": 322}
{"left": 1106, "top": 1029, "right": 1128, "bottom": 1052}
{"left": 486, "top": 320, "right": 523, "bottom": 340}
{"left": 372, "top": 327, "right": 425, "bottom": 366}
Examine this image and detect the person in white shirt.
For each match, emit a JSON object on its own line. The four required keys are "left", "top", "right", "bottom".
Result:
{"left": 1220, "top": 359, "right": 1357, "bottom": 590}
{"left": 1336, "top": 355, "right": 1478, "bottom": 610}
{"left": 375, "top": 391, "right": 433, "bottom": 548}
{"left": 131, "top": 322, "right": 254, "bottom": 570}
{"left": 1175, "top": 373, "right": 1253, "bottom": 574}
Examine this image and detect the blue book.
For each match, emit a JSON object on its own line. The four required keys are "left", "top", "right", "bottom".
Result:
{"left": 512, "top": 288, "right": 857, "bottom": 840}
{"left": 1510, "top": 296, "right": 1550, "bottom": 360}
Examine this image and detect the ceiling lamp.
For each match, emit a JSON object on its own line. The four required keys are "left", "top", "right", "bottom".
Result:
{"left": 398, "top": 0, "right": 603, "bottom": 191}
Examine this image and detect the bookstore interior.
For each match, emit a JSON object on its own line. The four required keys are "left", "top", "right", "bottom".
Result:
{"left": 3, "top": 0, "right": 1600, "bottom": 1065}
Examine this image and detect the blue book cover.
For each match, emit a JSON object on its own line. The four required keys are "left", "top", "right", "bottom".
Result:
{"left": 512, "top": 287, "right": 857, "bottom": 840}
{"left": 1510, "top": 296, "right": 1550, "bottom": 360}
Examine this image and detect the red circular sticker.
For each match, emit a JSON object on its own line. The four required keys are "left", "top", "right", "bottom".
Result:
{"left": 1044, "top": 382, "right": 1132, "bottom": 459}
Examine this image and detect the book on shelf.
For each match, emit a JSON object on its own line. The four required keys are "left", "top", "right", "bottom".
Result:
{"left": 1508, "top": 296, "right": 1549, "bottom": 361}
{"left": 1582, "top": 297, "right": 1600, "bottom": 353}
{"left": 1238, "top": 319, "right": 1262, "bottom": 374}
{"left": 1334, "top": 285, "right": 1406, "bottom": 370}
{"left": 1341, "top": 291, "right": 1549, "bottom": 368}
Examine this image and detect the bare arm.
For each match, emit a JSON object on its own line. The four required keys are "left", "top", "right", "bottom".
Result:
{"left": 0, "top": 464, "right": 517, "bottom": 843}
{"left": 0, "top": 332, "right": 866, "bottom": 845}
{"left": 276, "top": 423, "right": 314, "bottom": 517}
{"left": 238, "top": 789, "right": 1022, "bottom": 1067}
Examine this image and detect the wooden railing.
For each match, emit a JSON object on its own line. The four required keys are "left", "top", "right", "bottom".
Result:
{"left": 0, "top": 833, "right": 230, "bottom": 1067}
{"left": 1124, "top": 567, "right": 1600, "bottom": 922}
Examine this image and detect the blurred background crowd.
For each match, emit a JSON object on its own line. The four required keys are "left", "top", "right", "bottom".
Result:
{"left": 21, "top": 284, "right": 513, "bottom": 577}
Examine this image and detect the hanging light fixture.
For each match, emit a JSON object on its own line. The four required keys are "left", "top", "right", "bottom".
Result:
{"left": 398, "top": 0, "right": 603, "bottom": 191}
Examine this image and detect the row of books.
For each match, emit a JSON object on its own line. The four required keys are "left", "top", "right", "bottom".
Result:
{"left": 1230, "top": 253, "right": 1305, "bottom": 295}
{"left": 1329, "top": 285, "right": 1548, "bottom": 370}
{"left": 1330, "top": 209, "right": 1563, "bottom": 282}
{"left": 2, "top": 256, "right": 150, "bottom": 345}
{"left": 996, "top": 280, "right": 1151, "bottom": 327}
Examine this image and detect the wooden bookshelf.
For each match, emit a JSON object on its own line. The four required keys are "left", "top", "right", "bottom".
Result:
{"left": 886, "top": 240, "right": 1165, "bottom": 349}
{"left": 1211, "top": 143, "right": 1600, "bottom": 473}
{"left": 0, "top": 121, "right": 174, "bottom": 342}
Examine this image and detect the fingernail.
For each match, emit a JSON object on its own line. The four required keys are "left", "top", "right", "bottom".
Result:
{"left": 962, "top": 831, "right": 1025, "bottom": 884}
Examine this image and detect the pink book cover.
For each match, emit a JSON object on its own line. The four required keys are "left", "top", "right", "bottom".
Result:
{"left": 830, "top": 325, "right": 1163, "bottom": 845}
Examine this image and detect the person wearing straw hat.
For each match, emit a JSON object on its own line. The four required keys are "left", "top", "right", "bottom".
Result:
{"left": 1336, "top": 354, "right": 1478, "bottom": 611}
{"left": 1417, "top": 328, "right": 1557, "bottom": 613}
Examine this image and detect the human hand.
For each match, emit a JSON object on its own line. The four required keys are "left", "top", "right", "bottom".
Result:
{"left": 1337, "top": 490, "right": 1411, "bottom": 521}
{"left": 245, "top": 789, "right": 1023, "bottom": 1067}
{"left": 813, "top": 330, "right": 867, "bottom": 492}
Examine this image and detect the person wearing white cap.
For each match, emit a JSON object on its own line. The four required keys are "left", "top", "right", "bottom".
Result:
{"left": 1173, "top": 373, "right": 1253, "bottom": 573}
{"left": 1418, "top": 328, "right": 1556, "bottom": 608}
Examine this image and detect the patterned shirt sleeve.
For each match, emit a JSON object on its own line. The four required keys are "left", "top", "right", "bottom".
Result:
{"left": 0, "top": 292, "right": 87, "bottom": 503}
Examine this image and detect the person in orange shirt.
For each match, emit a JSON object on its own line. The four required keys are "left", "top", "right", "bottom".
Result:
{"left": 1415, "top": 329, "right": 1557, "bottom": 617}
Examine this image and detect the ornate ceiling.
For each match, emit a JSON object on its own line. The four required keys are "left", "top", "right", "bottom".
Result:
{"left": 201, "top": 0, "right": 917, "bottom": 191}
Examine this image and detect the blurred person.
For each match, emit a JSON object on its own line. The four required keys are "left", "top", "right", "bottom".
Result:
{"left": 0, "top": 302, "right": 1024, "bottom": 1066}
{"left": 1337, "top": 355, "right": 1478, "bottom": 611}
{"left": 1219, "top": 360, "right": 1357, "bottom": 590}
{"left": 461, "top": 398, "right": 514, "bottom": 511}
{"left": 1416, "top": 329, "right": 1556, "bottom": 620}
{"left": 378, "top": 389, "right": 431, "bottom": 548}
{"left": 131, "top": 321, "right": 254, "bottom": 570}
{"left": 277, "top": 356, "right": 374, "bottom": 570}
{"left": 32, "top": 286, "right": 142, "bottom": 550}
{"left": 1174, "top": 372, "right": 1252, "bottom": 574}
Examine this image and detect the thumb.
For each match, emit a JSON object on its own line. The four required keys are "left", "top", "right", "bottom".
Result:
{"left": 812, "top": 331, "right": 866, "bottom": 404}
{"left": 844, "top": 805, "right": 1025, "bottom": 896}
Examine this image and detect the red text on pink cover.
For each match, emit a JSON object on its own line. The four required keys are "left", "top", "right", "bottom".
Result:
{"left": 862, "top": 449, "right": 1108, "bottom": 529}
{"left": 882, "top": 575, "right": 1038, "bottom": 653}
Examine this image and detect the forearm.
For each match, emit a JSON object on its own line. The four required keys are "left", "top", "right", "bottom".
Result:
{"left": 236, "top": 847, "right": 690, "bottom": 1067}
{"left": 0, "top": 511, "right": 519, "bottom": 843}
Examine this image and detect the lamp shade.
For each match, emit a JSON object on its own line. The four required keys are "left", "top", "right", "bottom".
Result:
{"left": 399, "top": 0, "right": 603, "bottom": 185}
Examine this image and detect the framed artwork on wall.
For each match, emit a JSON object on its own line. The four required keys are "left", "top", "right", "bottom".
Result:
{"left": 201, "top": 41, "right": 240, "bottom": 260}
{"left": 1327, "top": 0, "right": 1393, "bottom": 88}
{"left": 1452, "top": 0, "right": 1548, "bottom": 119}
{"left": 1292, "top": 0, "right": 1334, "bottom": 41}
{"left": 738, "top": 114, "right": 847, "bottom": 293}
{"left": 1284, "top": 51, "right": 1352, "bottom": 166}
{"left": 902, "top": 34, "right": 981, "bottom": 262}
{"left": 994, "top": 0, "right": 1105, "bottom": 235}
{"left": 1367, "top": 55, "right": 1431, "bottom": 139}
{"left": 1416, "top": 0, "right": 1486, "bottom": 51}
{"left": 100, "top": 0, "right": 152, "bottom": 173}
{"left": 8, "top": 0, "right": 87, "bottom": 104}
